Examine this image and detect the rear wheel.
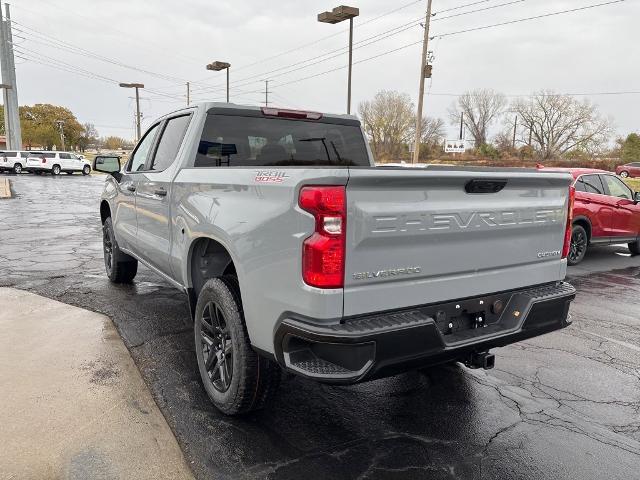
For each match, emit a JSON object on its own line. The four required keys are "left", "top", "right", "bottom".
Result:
{"left": 629, "top": 239, "right": 640, "bottom": 256}
{"left": 619, "top": 171, "right": 629, "bottom": 178}
{"left": 102, "top": 217, "right": 138, "bottom": 283}
{"left": 82, "top": 165, "right": 91, "bottom": 175}
{"left": 51, "top": 164, "right": 61, "bottom": 175}
{"left": 13, "top": 163, "right": 22, "bottom": 174}
{"left": 194, "top": 276, "right": 281, "bottom": 415}
{"left": 568, "top": 224, "right": 588, "bottom": 266}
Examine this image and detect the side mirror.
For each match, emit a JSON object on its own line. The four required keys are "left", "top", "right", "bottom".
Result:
{"left": 93, "top": 156, "right": 122, "bottom": 181}
{"left": 635, "top": 192, "right": 640, "bottom": 204}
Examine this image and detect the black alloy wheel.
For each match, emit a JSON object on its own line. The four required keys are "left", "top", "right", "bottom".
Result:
{"left": 568, "top": 224, "right": 588, "bottom": 266}
{"left": 199, "top": 301, "right": 234, "bottom": 392}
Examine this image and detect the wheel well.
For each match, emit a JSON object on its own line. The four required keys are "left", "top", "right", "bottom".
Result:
{"left": 189, "top": 237, "right": 236, "bottom": 298}
{"left": 573, "top": 217, "right": 591, "bottom": 243}
{"left": 100, "top": 201, "right": 111, "bottom": 224}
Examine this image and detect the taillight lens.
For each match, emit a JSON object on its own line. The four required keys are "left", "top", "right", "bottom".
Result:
{"left": 562, "top": 186, "right": 576, "bottom": 259}
{"left": 299, "top": 186, "right": 346, "bottom": 288}
{"left": 41, "top": 158, "right": 46, "bottom": 163}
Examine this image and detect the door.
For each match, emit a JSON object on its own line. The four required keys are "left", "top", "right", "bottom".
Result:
{"left": 135, "top": 114, "right": 192, "bottom": 277}
{"left": 600, "top": 174, "right": 640, "bottom": 239}
{"left": 58, "top": 152, "right": 72, "bottom": 170}
{"left": 113, "top": 123, "right": 162, "bottom": 252}
{"left": 574, "top": 174, "right": 614, "bottom": 240}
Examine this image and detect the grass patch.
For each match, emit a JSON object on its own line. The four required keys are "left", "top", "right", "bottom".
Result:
{"left": 623, "top": 177, "right": 640, "bottom": 192}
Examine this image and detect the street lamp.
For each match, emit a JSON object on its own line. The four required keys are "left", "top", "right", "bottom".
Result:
{"left": 206, "top": 61, "right": 231, "bottom": 103}
{"left": 318, "top": 5, "right": 359, "bottom": 115}
{"left": 119, "top": 83, "right": 144, "bottom": 142}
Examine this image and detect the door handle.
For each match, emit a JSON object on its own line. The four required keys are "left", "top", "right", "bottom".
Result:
{"left": 126, "top": 185, "right": 136, "bottom": 192}
{"left": 154, "top": 188, "right": 167, "bottom": 197}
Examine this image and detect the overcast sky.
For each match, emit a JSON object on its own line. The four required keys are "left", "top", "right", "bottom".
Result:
{"left": 10, "top": 0, "right": 639, "bottom": 141}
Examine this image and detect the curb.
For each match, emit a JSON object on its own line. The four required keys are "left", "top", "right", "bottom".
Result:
{"left": 0, "top": 177, "right": 11, "bottom": 199}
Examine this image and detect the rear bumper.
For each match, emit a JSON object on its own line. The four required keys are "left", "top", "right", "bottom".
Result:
{"left": 274, "top": 281, "right": 576, "bottom": 384}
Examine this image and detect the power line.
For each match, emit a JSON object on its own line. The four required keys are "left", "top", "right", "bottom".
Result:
{"left": 189, "top": 0, "right": 529, "bottom": 96}
{"left": 269, "top": 0, "right": 627, "bottom": 90}
{"left": 432, "top": 0, "right": 626, "bottom": 39}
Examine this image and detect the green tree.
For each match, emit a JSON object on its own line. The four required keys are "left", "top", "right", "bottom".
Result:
{"left": 20, "top": 104, "right": 83, "bottom": 150}
{"left": 620, "top": 133, "right": 640, "bottom": 163}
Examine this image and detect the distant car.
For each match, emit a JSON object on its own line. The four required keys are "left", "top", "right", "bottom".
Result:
{"left": 25, "top": 151, "right": 91, "bottom": 175}
{"left": 615, "top": 162, "right": 640, "bottom": 178}
{"left": 0, "top": 151, "right": 30, "bottom": 174}
{"left": 539, "top": 167, "right": 640, "bottom": 265}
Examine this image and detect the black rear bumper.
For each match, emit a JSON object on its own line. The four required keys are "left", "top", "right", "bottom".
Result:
{"left": 273, "top": 282, "right": 576, "bottom": 384}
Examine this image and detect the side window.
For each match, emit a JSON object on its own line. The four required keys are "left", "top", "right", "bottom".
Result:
{"left": 150, "top": 115, "right": 191, "bottom": 171}
{"left": 59, "top": 153, "right": 71, "bottom": 159}
{"left": 4, "top": 151, "right": 16, "bottom": 157}
{"left": 601, "top": 175, "right": 632, "bottom": 200}
{"left": 574, "top": 178, "right": 586, "bottom": 192}
{"left": 580, "top": 175, "right": 604, "bottom": 195}
{"left": 127, "top": 123, "right": 161, "bottom": 172}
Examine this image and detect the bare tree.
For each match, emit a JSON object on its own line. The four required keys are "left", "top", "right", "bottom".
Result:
{"left": 512, "top": 91, "right": 612, "bottom": 159}
{"left": 420, "top": 117, "right": 446, "bottom": 145}
{"left": 448, "top": 89, "right": 507, "bottom": 147}
{"left": 359, "top": 91, "right": 415, "bottom": 162}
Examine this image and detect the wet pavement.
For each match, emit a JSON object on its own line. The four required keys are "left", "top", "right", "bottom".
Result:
{"left": 1, "top": 173, "right": 639, "bottom": 480}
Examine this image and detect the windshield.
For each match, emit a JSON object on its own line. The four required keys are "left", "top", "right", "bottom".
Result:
{"left": 194, "top": 114, "right": 370, "bottom": 168}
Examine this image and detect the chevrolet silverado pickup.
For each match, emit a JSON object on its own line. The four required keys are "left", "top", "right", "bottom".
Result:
{"left": 94, "top": 103, "right": 576, "bottom": 415}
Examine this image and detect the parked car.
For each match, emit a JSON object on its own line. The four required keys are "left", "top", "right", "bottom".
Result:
{"left": 539, "top": 167, "right": 640, "bottom": 265}
{"left": 615, "top": 162, "right": 640, "bottom": 178}
{"left": 94, "top": 103, "right": 576, "bottom": 415}
{"left": 25, "top": 151, "right": 91, "bottom": 175}
{"left": 0, "top": 150, "right": 31, "bottom": 174}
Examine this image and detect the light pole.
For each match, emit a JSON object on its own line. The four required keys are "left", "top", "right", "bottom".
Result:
{"left": 119, "top": 83, "right": 144, "bottom": 142}
{"left": 206, "top": 61, "right": 231, "bottom": 102}
{"left": 318, "top": 5, "right": 359, "bottom": 115}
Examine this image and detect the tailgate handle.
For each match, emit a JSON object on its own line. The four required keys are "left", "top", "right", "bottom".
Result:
{"left": 465, "top": 179, "right": 507, "bottom": 194}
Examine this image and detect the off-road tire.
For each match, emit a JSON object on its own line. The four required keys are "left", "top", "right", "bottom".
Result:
{"left": 102, "top": 217, "right": 138, "bottom": 283}
{"left": 194, "top": 276, "right": 281, "bottom": 415}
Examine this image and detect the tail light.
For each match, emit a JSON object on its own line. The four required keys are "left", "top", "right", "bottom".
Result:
{"left": 41, "top": 158, "right": 46, "bottom": 163}
{"left": 299, "top": 185, "right": 346, "bottom": 288}
{"left": 561, "top": 186, "right": 576, "bottom": 259}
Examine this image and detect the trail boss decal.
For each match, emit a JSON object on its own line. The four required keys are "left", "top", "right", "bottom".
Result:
{"left": 255, "top": 170, "right": 290, "bottom": 183}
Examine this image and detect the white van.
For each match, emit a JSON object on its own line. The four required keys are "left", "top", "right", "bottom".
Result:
{"left": 25, "top": 151, "right": 91, "bottom": 175}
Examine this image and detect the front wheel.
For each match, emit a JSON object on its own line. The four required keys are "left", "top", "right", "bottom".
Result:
{"left": 567, "top": 224, "right": 588, "bottom": 266}
{"left": 619, "top": 171, "right": 629, "bottom": 178}
{"left": 82, "top": 165, "right": 91, "bottom": 175}
{"left": 51, "top": 164, "right": 61, "bottom": 175}
{"left": 194, "top": 276, "right": 281, "bottom": 415}
{"left": 102, "top": 217, "right": 138, "bottom": 283}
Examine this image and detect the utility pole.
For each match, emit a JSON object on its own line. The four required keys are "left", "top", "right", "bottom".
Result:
{"left": 119, "top": 83, "right": 144, "bottom": 142}
{"left": 263, "top": 80, "right": 270, "bottom": 106}
{"left": 411, "top": 0, "right": 433, "bottom": 164}
{"left": 186, "top": 82, "right": 190, "bottom": 106}
{"left": 0, "top": 3, "right": 21, "bottom": 149}
{"left": 512, "top": 115, "right": 518, "bottom": 148}
{"left": 55, "top": 120, "right": 65, "bottom": 151}
{"left": 459, "top": 112, "right": 464, "bottom": 140}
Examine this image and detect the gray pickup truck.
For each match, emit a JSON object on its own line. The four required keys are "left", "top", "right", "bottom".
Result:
{"left": 94, "top": 103, "right": 576, "bottom": 415}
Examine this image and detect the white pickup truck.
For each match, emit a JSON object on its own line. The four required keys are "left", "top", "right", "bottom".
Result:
{"left": 94, "top": 103, "right": 576, "bottom": 415}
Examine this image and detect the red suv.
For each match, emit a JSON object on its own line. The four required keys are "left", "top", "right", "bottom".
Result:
{"left": 616, "top": 162, "right": 640, "bottom": 178}
{"left": 540, "top": 168, "right": 640, "bottom": 265}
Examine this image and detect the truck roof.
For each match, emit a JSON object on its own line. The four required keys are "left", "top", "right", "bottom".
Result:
{"left": 163, "top": 102, "right": 360, "bottom": 124}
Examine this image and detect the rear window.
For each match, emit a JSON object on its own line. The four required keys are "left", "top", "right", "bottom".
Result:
{"left": 42, "top": 152, "right": 55, "bottom": 158}
{"left": 194, "top": 114, "right": 369, "bottom": 168}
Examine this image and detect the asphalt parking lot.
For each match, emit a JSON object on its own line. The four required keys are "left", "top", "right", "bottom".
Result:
{"left": 1, "top": 174, "right": 640, "bottom": 480}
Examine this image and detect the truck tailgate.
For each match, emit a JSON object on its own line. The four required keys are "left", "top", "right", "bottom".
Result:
{"left": 343, "top": 168, "right": 573, "bottom": 317}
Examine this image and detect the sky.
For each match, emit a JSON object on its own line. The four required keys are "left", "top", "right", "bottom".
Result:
{"left": 9, "top": 0, "right": 639, "bottom": 142}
